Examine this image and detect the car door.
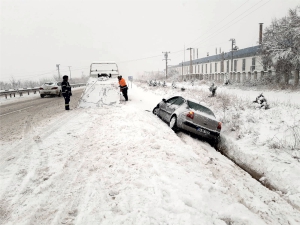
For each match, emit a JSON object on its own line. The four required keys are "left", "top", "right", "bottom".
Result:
{"left": 165, "top": 97, "right": 185, "bottom": 122}
{"left": 159, "top": 97, "right": 179, "bottom": 122}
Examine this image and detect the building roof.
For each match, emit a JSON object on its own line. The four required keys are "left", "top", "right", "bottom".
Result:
{"left": 175, "top": 45, "right": 261, "bottom": 67}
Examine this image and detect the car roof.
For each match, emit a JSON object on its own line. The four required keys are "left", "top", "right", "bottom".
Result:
{"left": 165, "top": 95, "right": 213, "bottom": 110}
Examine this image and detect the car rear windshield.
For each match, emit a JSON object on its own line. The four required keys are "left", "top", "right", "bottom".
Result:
{"left": 44, "top": 82, "right": 54, "bottom": 85}
{"left": 187, "top": 100, "right": 215, "bottom": 117}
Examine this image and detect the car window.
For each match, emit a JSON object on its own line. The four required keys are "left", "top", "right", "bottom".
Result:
{"left": 166, "top": 97, "right": 179, "bottom": 104}
{"left": 187, "top": 100, "right": 215, "bottom": 117}
{"left": 173, "top": 97, "right": 185, "bottom": 106}
{"left": 45, "top": 82, "right": 54, "bottom": 85}
{"left": 57, "top": 82, "right": 62, "bottom": 86}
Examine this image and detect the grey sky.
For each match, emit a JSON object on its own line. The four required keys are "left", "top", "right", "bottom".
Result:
{"left": 0, "top": 0, "right": 299, "bottom": 82}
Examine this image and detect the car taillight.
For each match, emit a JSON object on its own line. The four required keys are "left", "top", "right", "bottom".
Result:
{"left": 217, "top": 122, "right": 222, "bottom": 130}
{"left": 51, "top": 87, "right": 58, "bottom": 89}
{"left": 39, "top": 87, "right": 43, "bottom": 90}
{"left": 186, "top": 111, "right": 194, "bottom": 119}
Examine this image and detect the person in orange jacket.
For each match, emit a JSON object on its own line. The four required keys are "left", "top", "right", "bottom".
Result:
{"left": 118, "top": 75, "right": 128, "bottom": 101}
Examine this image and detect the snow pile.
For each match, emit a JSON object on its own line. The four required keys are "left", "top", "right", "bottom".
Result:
{"left": 78, "top": 77, "right": 120, "bottom": 108}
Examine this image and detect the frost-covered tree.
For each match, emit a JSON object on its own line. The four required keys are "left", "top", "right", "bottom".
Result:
{"left": 262, "top": 6, "right": 300, "bottom": 86}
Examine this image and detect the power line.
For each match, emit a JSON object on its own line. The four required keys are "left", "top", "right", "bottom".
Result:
{"left": 189, "top": 0, "right": 268, "bottom": 48}
{"left": 117, "top": 54, "right": 163, "bottom": 64}
{"left": 192, "top": 0, "right": 271, "bottom": 49}
{"left": 189, "top": 0, "right": 251, "bottom": 46}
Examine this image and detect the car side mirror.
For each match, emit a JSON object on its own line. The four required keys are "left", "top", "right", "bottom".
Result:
{"left": 162, "top": 98, "right": 166, "bottom": 103}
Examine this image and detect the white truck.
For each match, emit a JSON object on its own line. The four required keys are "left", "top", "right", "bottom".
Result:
{"left": 78, "top": 61, "right": 121, "bottom": 108}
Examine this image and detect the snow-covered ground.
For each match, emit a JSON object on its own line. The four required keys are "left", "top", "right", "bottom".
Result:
{"left": 140, "top": 80, "right": 300, "bottom": 209}
{"left": 0, "top": 82, "right": 300, "bottom": 224}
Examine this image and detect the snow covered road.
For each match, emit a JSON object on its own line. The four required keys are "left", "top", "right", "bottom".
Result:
{"left": 0, "top": 84, "right": 300, "bottom": 225}
{"left": 0, "top": 88, "right": 84, "bottom": 142}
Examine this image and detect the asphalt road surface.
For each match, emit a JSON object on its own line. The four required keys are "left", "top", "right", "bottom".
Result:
{"left": 0, "top": 88, "right": 84, "bottom": 142}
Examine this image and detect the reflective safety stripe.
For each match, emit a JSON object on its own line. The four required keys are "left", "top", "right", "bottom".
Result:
{"left": 65, "top": 104, "right": 69, "bottom": 106}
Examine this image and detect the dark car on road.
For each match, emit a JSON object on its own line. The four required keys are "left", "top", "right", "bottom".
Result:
{"left": 153, "top": 96, "right": 221, "bottom": 144}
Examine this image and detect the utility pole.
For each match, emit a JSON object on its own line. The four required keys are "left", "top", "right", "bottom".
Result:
{"left": 68, "top": 66, "right": 72, "bottom": 82}
{"left": 186, "top": 48, "right": 193, "bottom": 74}
{"left": 162, "top": 51, "right": 170, "bottom": 79}
{"left": 229, "top": 38, "right": 238, "bottom": 72}
{"left": 184, "top": 45, "right": 185, "bottom": 62}
{"left": 56, "top": 64, "right": 60, "bottom": 80}
{"left": 182, "top": 61, "right": 183, "bottom": 81}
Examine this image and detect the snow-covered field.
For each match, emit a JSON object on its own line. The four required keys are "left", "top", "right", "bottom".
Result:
{"left": 0, "top": 82, "right": 300, "bottom": 224}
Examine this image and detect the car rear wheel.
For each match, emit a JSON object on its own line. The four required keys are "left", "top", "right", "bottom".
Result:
{"left": 152, "top": 106, "right": 159, "bottom": 115}
{"left": 40, "top": 94, "right": 45, "bottom": 98}
{"left": 169, "top": 115, "right": 178, "bottom": 131}
{"left": 58, "top": 91, "right": 62, "bottom": 97}
{"left": 213, "top": 136, "right": 221, "bottom": 149}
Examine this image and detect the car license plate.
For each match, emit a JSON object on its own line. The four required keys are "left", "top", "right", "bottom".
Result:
{"left": 44, "top": 92, "right": 50, "bottom": 94}
{"left": 197, "top": 128, "right": 210, "bottom": 135}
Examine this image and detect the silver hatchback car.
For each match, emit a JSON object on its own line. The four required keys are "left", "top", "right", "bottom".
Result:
{"left": 153, "top": 96, "right": 221, "bottom": 143}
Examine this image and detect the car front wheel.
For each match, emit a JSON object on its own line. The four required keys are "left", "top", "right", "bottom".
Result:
{"left": 169, "top": 115, "right": 178, "bottom": 131}
{"left": 152, "top": 106, "right": 159, "bottom": 116}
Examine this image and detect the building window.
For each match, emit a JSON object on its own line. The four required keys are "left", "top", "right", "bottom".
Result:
{"left": 242, "top": 59, "right": 246, "bottom": 71}
{"left": 226, "top": 60, "right": 229, "bottom": 72}
{"left": 234, "top": 60, "right": 237, "bottom": 72}
{"left": 252, "top": 57, "right": 256, "bottom": 71}
{"left": 210, "top": 63, "right": 212, "bottom": 73}
{"left": 205, "top": 64, "right": 207, "bottom": 73}
{"left": 215, "top": 63, "right": 217, "bottom": 72}
{"left": 221, "top": 60, "right": 224, "bottom": 72}
{"left": 202, "top": 64, "right": 203, "bottom": 73}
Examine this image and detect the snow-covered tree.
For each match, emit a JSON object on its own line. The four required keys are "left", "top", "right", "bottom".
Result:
{"left": 262, "top": 6, "right": 300, "bottom": 86}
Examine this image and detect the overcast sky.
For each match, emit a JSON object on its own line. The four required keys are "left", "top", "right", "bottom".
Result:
{"left": 0, "top": 0, "right": 299, "bottom": 83}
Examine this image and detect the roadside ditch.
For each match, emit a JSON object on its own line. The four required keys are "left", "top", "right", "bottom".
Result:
{"left": 215, "top": 134, "right": 300, "bottom": 211}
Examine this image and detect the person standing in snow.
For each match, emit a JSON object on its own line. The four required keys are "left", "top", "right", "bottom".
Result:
{"left": 209, "top": 83, "right": 217, "bottom": 97}
{"left": 118, "top": 75, "right": 128, "bottom": 101}
{"left": 62, "top": 75, "right": 72, "bottom": 110}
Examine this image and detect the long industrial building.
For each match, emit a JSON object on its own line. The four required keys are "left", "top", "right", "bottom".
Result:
{"left": 170, "top": 45, "right": 273, "bottom": 83}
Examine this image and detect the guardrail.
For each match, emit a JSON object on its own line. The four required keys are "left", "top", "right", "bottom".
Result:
{"left": 0, "top": 83, "right": 86, "bottom": 99}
